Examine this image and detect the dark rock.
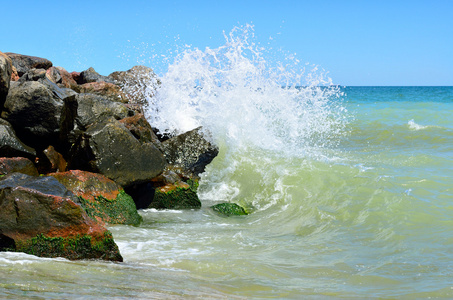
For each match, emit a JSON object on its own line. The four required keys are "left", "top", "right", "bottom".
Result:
{"left": 160, "top": 127, "right": 219, "bottom": 178}
{"left": 211, "top": 203, "right": 248, "bottom": 216}
{"left": 76, "top": 82, "right": 128, "bottom": 103}
{"left": 151, "top": 181, "right": 201, "bottom": 209}
{"left": 0, "top": 118, "right": 36, "bottom": 159}
{"left": 48, "top": 170, "right": 142, "bottom": 226}
{"left": 0, "top": 157, "right": 39, "bottom": 176}
{"left": 119, "top": 114, "right": 161, "bottom": 147}
{"left": 0, "top": 173, "right": 122, "bottom": 261}
{"left": 109, "top": 65, "right": 160, "bottom": 105}
{"left": 0, "top": 52, "right": 12, "bottom": 110}
{"left": 4, "top": 53, "right": 52, "bottom": 77}
{"left": 1, "top": 81, "right": 63, "bottom": 150}
{"left": 68, "top": 118, "right": 166, "bottom": 187}
{"left": 78, "top": 67, "right": 114, "bottom": 84}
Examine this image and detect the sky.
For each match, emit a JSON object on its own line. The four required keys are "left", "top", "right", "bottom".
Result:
{"left": 2, "top": 0, "right": 452, "bottom": 86}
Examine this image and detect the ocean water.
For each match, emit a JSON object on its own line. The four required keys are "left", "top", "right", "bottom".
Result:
{"left": 1, "top": 28, "right": 453, "bottom": 299}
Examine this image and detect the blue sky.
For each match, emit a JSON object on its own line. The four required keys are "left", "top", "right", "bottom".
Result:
{"left": 2, "top": 0, "right": 452, "bottom": 86}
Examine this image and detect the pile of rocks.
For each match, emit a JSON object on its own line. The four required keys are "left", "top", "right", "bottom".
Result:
{"left": 0, "top": 51, "right": 219, "bottom": 261}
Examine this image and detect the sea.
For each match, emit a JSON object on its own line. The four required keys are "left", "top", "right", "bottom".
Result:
{"left": 1, "top": 27, "right": 452, "bottom": 299}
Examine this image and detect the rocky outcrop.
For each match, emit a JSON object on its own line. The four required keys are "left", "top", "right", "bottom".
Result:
{"left": 0, "top": 157, "right": 39, "bottom": 176}
{"left": 119, "top": 113, "right": 161, "bottom": 146}
{"left": 0, "top": 52, "right": 12, "bottom": 110}
{"left": 1, "top": 81, "right": 63, "bottom": 150}
{"left": 0, "top": 173, "right": 122, "bottom": 261}
{"left": 68, "top": 118, "right": 166, "bottom": 187}
{"left": 0, "top": 119, "right": 36, "bottom": 159}
{"left": 160, "top": 127, "right": 219, "bottom": 179}
{"left": 4, "top": 53, "right": 52, "bottom": 77}
{"left": 109, "top": 65, "right": 160, "bottom": 104}
{"left": 49, "top": 170, "right": 142, "bottom": 226}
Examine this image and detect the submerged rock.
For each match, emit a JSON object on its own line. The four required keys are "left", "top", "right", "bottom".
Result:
{"left": 0, "top": 173, "right": 122, "bottom": 261}
{"left": 49, "top": 170, "right": 142, "bottom": 226}
{"left": 211, "top": 203, "right": 248, "bottom": 216}
{"left": 68, "top": 118, "right": 166, "bottom": 187}
{"left": 151, "top": 181, "right": 201, "bottom": 210}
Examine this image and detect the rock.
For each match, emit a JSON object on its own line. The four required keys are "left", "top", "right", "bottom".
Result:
{"left": 74, "top": 93, "right": 132, "bottom": 130}
{"left": 211, "top": 203, "right": 248, "bottom": 216}
{"left": 78, "top": 67, "right": 114, "bottom": 84}
{"left": 1, "top": 81, "right": 63, "bottom": 150}
{"left": 4, "top": 53, "right": 52, "bottom": 77}
{"left": 151, "top": 181, "right": 201, "bottom": 209}
{"left": 0, "top": 173, "right": 123, "bottom": 261}
{"left": 119, "top": 114, "right": 161, "bottom": 147}
{"left": 77, "top": 82, "right": 128, "bottom": 103}
{"left": 48, "top": 170, "right": 142, "bottom": 226}
{"left": 10, "top": 66, "right": 19, "bottom": 82}
{"left": 0, "top": 157, "right": 39, "bottom": 176}
{"left": 46, "top": 66, "right": 62, "bottom": 84}
{"left": 68, "top": 118, "right": 166, "bottom": 187}
{"left": 0, "top": 118, "right": 36, "bottom": 159}
{"left": 160, "top": 127, "right": 219, "bottom": 179}
{"left": 109, "top": 65, "right": 160, "bottom": 105}
{"left": 0, "top": 52, "right": 12, "bottom": 110}
{"left": 43, "top": 145, "right": 67, "bottom": 172}
{"left": 55, "top": 67, "right": 78, "bottom": 90}
{"left": 70, "top": 71, "right": 80, "bottom": 83}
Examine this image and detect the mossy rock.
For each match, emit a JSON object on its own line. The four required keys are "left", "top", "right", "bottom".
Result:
{"left": 78, "top": 190, "right": 142, "bottom": 226}
{"left": 150, "top": 183, "right": 201, "bottom": 209}
{"left": 15, "top": 232, "right": 122, "bottom": 261}
{"left": 211, "top": 203, "right": 248, "bottom": 216}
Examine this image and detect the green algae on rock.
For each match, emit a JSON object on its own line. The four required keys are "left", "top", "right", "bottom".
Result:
{"left": 211, "top": 203, "right": 248, "bottom": 216}
{"left": 150, "top": 182, "right": 201, "bottom": 209}
{"left": 48, "top": 170, "right": 142, "bottom": 226}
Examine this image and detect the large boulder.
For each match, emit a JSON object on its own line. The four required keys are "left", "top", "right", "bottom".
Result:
{"left": 0, "top": 52, "right": 12, "bottom": 110}
{"left": 0, "top": 157, "right": 39, "bottom": 176}
{"left": 160, "top": 127, "right": 219, "bottom": 179}
{"left": 4, "top": 53, "right": 52, "bottom": 77}
{"left": 1, "top": 81, "right": 63, "bottom": 150}
{"left": 48, "top": 170, "right": 142, "bottom": 226}
{"left": 76, "top": 82, "right": 128, "bottom": 103}
{"left": 68, "top": 118, "right": 166, "bottom": 187}
{"left": 0, "top": 118, "right": 36, "bottom": 159}
{"left": 109, "top": 65, "right": 160, "bottom": 105}
{"left": 119, "top": 113, "right": 161, "bottom": 146}
{"left": 0, "top": 173, "right": 122, "bottom": 261}
{"left": 78, "top": 67, "right": 114, "bottom": 84}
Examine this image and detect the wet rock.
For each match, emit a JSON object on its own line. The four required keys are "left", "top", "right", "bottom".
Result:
{"left": 109, "top": 65, "right": 160, "bottom": 105}
{"left": 119, "top": 114, "right": 161, "bottom": 147}
{"left": 43, "top": 145, "right": 67, "bottom": 173}
{"left": 211, "top": 203, "right": 248, "bottom": 216}
{"left": 0, "top": 173, "right": 123, "bottom": 261}
{"left": 68, "top": 118, "right": 166, "bottom": 187}
{"left": 77, "top": 81, "right": 128, "bottom": 103}
{"left": 4, "top": 53, "right": 52, "bottom": 77}
{"left": 0, "top": 52, "right": 12, "bottom": 110}
{"left": 0, "top": 157, "right": 39, "bottom": 176}
{"left": 160, "top": 126, "right": 219, "bottom": 178}
{"left": 0, "top": 118, "right": 36, "bottom": 159}
{"left": 1, "top": 81, "right": 63, "bottom": 150}
{"left": 48, "top": 170, "right": 142, "bottom": 226}
{"left": 150, "top": 181, "right": 201, "bottom": 209}
{"left": 78, "top": 67, "right": 114, "bottom": 84}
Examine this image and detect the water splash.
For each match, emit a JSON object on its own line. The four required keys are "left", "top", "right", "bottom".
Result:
{"left": 145, "top": 24, "right": 347, "bottom": 158}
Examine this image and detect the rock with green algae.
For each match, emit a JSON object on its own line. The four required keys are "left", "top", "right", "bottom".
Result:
{"left": 150, "top": 181, "right": 201, "bottom": 209}
{"left": 48, "top": 170, "right": 142, "bottom": 226}
{"left": 0, "top": 173, "right": 123, "bottom": 261}
{"left": 211, "top": 203, "right": 248, "bottom": 216}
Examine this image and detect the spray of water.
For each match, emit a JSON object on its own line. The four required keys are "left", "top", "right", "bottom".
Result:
{"left": 145, "top": 25, "right": 346, "bottom": 157}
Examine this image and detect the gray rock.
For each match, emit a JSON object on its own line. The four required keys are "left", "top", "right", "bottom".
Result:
{"left": 68, "top": 118, "right": 166, "bottom": 187}
{"left": 160, "top": 127, "right": 219, "bottom": 178}
{"left": 0, "top": 52, "right": 12, "bottom": 110}
{"left": 4, "top": 53, "right": 52, "bottom": 77}
{"left": 0, "top": 119, "right": 36, "bottom": 159}
{"left": 79, "top": 67, "right": 115, "bottom": 84}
